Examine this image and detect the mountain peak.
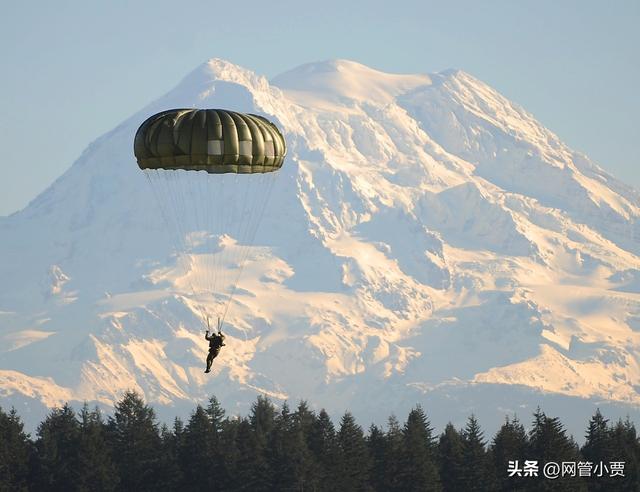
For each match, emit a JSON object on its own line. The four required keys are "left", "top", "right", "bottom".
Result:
{"left": 202, "top": 57, "right": 256, "bottom": 79}
{"left": 174, "top": 57, "right": 269, "bottom": 93}
{"left": 271, "top": 59, "right": 431, "bottom": 105}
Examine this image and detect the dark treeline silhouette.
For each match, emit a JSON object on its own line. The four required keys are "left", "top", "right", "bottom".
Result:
{"left": 1, "top": 391, "right": 639, "bottom": 491}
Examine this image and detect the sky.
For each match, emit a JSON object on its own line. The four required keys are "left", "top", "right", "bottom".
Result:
{"left": 0, "top": 0, "right": 638, "bottom": 216}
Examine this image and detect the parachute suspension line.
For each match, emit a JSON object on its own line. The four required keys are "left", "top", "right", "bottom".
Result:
{"left": 203, "top": 171, "right": 212, "bottom": 309}
{"left": 211, "top": 174, "right": 228, "bottom": 319}
{"left": 146, "top": 170, "right": 185, "bottom": 274}
{"left": 221, "top": 170, "right": 279, "bottom": 326}
{"left": 216, "top": 173, "right": 240, "bottom": 316}
{"left": 143, "top": 169, "right": 183, "bottom": 277}
{"left": 142, "top": 168, "right": 280, "bottom": 333}
{"left": 205, "top": 314, "right": 221, "bottom": 334}
{"left": 135, "top": 109, "right": 287, "bottom": 335}
{"left": 165, "top": 171, "right": 197, "bottom": 295}
{"left": 144, "top": 171, "right": 199, "bottom": 329}
{"left": 202, "top": 171, "right": 214, "bottom": 307}
{"left": 220, "top": 171, "right": 264, "bottom": 323}
{"left": 179, "top": 170, "right": 204, "bottom": 326}
{"left": 212, "top": 170, "right": 228, "bottom": 320}
{"left": 175, "top": 169, "right": 270, "bottom": 330}
{"left": 211, "top": 172, "right": 225, "bottom": 317}
{"left": 217, "top": 173, "right": 247, "bottom": 327}
{"left": 196, "top": 170, "right": 218, "bottom": 328}
{"left": 228, "top": 173, "right": 251, "bottom": 304}
{"left": 191, "top": 170, "right": 206, "bottom": 298}
{"left": 222, "top": 173, "right": 243, "bottom": 318}
{"left": 196, "top": 170, "right": 218, "bottom": 329}
{"left": 221, "top": 172, "right": 275, "bottom": 326}
{"left": 148, "top": 170, "right": 199, "bottom": 314}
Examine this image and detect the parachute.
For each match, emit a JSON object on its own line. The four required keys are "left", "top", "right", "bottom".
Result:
{"left": 134, "top": 109, "right": 286, "bottom": 329}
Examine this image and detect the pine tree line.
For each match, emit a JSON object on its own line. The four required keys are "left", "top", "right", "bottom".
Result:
{"left": 1, "top": 392, "right": 639, "bottom": 491}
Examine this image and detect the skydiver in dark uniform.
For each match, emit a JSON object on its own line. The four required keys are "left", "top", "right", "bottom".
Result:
{"left": 204, "top": 318, "right": 225, "bottom": 373}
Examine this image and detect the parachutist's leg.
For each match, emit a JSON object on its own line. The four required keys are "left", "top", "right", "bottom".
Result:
{"left": 205, "top": 351, "right": 214, "bottom": 373}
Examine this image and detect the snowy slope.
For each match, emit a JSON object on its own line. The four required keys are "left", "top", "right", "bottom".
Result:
{"left": 1, "top": 58, "right": 639, "bottom": 435}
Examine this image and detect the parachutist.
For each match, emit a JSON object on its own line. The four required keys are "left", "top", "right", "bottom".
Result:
{"left": 204, "top": 320, "right": 225, "bottom": 373}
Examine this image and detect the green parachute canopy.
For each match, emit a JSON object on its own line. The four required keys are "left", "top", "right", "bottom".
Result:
{"left": 134, "top": 109, "right": 286, "bottom": 174}
{"left": 134, "top": 109, "right": 286, "bottom": 329}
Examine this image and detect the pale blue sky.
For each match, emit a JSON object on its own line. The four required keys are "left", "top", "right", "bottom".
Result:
{"left": 1, "top": 0, "right": 638, "bottom": 216}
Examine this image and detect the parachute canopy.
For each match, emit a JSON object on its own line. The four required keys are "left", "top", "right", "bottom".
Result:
{"left": 134, "top": 109, "right": 286, "bottom": 174}
{"left": 134, "top": 109, "right": 286, "bottom": 329}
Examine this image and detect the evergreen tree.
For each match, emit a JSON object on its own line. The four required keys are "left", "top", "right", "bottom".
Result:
{"left": 527, "top": 408, "right": 581, "bottom": 491}
{"left": 218, "top": 416, "right": 242, "bottom": 491}
{"left": 490, "top": 416, "right": 527, "bottom": 492}
{"left": 34, "top": 403, "right": 81, "bottom": 490}
{"left": 294, "top": 400, "right": 322, "bottom": 490}
{"left": 107, "top": 390, "right": 162, "bottom": 491}
{"left": 581, "top": 409, "right": 614, "bottom": 491}
{"left": 608, "top": 417, "right": 640, "bottom": 491}
{"left": 583, "top": 409, "right": 611, "bottom": 459}
{"left": 76, "top": 404, "right": 118, "bottom": 491}
{"left": 235, "top": 416, "right": 271, "bottom": 491}
{"left": 308, "top": 408, "right": 340, "bottom": 490}
{"left": 206, "top": 395, "right": 226, "bottom": 436}
{"left": 367, "top": 423, "right": 387, "bottom": 491}
{"left": 398, "top": 406, "right": 441, "bottom": 491}
{"left": 438, "top": 423, "right": 464, "bottom": 492}
{"left": 250, "top": 395, "right": 276, "bottom": 439}
{"left": 336, "top": 411, "right": 371, "bottom": 490}
{"left": 0, "top": 406, "right": 32, "bottom": 491}
{"left": 158, "top": 419, "right": 184, "bottom": 491}
{"left": 180, "top": 405, "right": 219, "bottom": 491}
{"left": 294, "top": 401, "right": 316, "bottom": 439}
{"left": 269, "top": 402, "right": 312, "bottom": 491}
{"left": 459, "top": 415, "right": 488, "bottom": 491}
{"left": 204, "top": 396, "right": 235, "bottom": 489}
{"left": 247, "top": 395, "right": 276, "bottom": 490}
{"left": 383, "top": 415, "right": 405, "bottom": 492}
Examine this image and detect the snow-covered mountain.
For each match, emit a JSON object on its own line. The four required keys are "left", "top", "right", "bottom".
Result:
{"left": 1, "top": 58, "right": 639, "bottom": 436}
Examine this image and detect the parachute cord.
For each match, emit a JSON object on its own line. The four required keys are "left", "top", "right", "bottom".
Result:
{"left": 210, "top": 176, "right": 224, "bottom": 318}
{"left": 220, "top": 179, "right": 261, "bottom": 325}
{"left": 176, "top": 171, "right": 210, "bottom": 332}
{"left": 220, "top": 171, "right": 279, "bottom": 327}
{"left": 145, "top": 170, "right": 204, "bottom": 330}
{"left": 225, "top": 173, "right": 246, "bottom": 318}
{"left": 145, "top": 165, "right": 281, "bottom": 337}
{"left": 191, "top": 170, "right": 210, "bottom": 329}
{"left": 167, "top": 171, "right": 200, "bottom": 305}
{"left": 209, "top": 173, "right": 223, "bottom": 317}
{"left": 219, "top": 171, "right": 255, "bottom": 322}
